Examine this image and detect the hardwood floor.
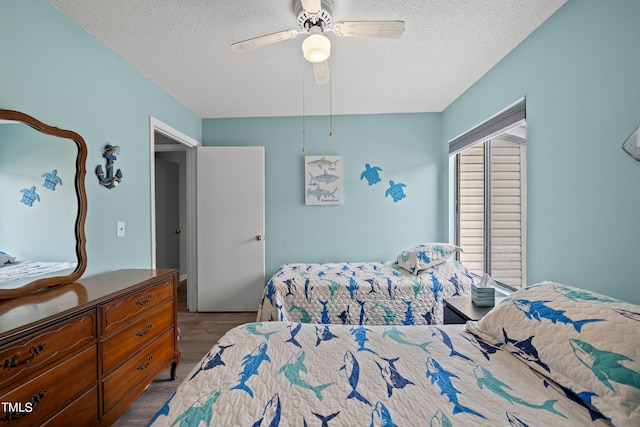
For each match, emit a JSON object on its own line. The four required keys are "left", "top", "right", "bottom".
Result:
{"left": 113, "top": 281, "right": 257, "bottom": 426}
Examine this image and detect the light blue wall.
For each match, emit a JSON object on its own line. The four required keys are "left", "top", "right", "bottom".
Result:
{"left": 203, "top": 113, "right": 444, "bottom": 280}
{"left": 1, "top": 1, "right": 201, "bottom": 277}
{"left": 442, "top": 0, "right": 640, "bottom": 303}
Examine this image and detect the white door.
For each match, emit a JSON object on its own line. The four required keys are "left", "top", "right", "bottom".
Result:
{"left": 196, "top": 146, "right": 265, "bottom": 311}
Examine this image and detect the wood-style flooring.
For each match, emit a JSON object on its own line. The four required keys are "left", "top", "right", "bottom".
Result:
{"left": 112, "top": 282, "right": 257, "bottom": 426}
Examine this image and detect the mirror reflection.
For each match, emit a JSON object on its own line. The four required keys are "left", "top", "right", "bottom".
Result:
{"left": 0, "top": 110, "right": 86, "bottom": 296}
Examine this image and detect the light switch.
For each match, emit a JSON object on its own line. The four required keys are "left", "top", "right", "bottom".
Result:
{"left": 117, "top": 221, "right": 126, "bottom": 237}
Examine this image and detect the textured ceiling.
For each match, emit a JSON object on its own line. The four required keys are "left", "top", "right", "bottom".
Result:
{"left": 48, "top": 0, "right": 566, "bottom": 118}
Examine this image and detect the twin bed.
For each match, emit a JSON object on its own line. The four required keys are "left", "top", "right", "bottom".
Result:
{"left": 149, "top": 281, "right": 639, "bottom": 426}
{"left": 256, "top": 244, "right": 473, "bottom": 326}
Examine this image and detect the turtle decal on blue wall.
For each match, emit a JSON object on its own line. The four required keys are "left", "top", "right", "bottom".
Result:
{"left": 42, "top": 169, "right": 62, "bottom": 190}
{"left": 360, "top": 164, "right": 382, "bottom": 186}
{"left": 385, "top": 180, "right": 407, "bottom": 203}
{"left": 19, "top": 186, "right": 40, "bottom": 206}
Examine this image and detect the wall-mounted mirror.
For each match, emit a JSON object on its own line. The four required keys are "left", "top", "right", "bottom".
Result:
{"left": 0, "top": 109, "right": 87, "bottom": 299}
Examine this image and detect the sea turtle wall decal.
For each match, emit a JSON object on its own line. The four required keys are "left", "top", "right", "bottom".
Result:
{"left": 385, "top": 180, "right": 407, "bottom": 203}
{"left": 19, "top": 186, "right": 40, "bottom": 206}
{"left": 42, "top": 169, "right": 62, "bottom": 190}
{"left": 360, "top": 163, "right": 382, "bottom": 186}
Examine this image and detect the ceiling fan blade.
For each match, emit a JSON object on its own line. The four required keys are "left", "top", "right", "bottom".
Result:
{"left": 231, "top": 29, "right": 299, "bottom": 52}
{"left": 333, "top": 21, "right": 405, "bottom": 39}
{"left": 301, "top": 0, "right": 321, "bottom": 15}
{"left": 313, "top": 60, "right": 330, "bottom": 85}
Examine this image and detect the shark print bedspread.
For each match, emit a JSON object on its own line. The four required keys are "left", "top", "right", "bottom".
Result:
{"left": 257, "top": 260, "right": 474, "bottom": 325}
{"left": 148, "top": 322, "right": 611, "bottom": 426}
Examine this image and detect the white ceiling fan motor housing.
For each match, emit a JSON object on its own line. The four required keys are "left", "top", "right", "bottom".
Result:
{"left": 296, "top": 0, "right": 334, "bottom": 33}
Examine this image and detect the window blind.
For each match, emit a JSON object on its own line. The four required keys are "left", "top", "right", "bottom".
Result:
{"left": 449, "top": 99, "right": 526, "bottom": 155}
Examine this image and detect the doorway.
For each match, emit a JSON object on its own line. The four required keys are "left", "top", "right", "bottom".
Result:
{"left": 149, "top": 117, "right": 199, "bottom": 311}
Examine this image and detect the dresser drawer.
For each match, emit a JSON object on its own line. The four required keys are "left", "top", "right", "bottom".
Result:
{"left": 102, "top": 330, "right": 175, "bottom": 413}
{"left": 101, "top": 277, "right": 174, "bottom": 337}
{"left": 41, "top": 386, "right": 98, "bottom": 427}
{"left": 102, "top": 302, "right": 175, "bottom": 374}
{"left": 0, "top": 346, "right": 96, "bottom": 427}
{"left": 0, "top": 311, "right": 96, "bottom": 391}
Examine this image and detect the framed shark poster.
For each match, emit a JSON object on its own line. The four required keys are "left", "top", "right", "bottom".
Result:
{"left": 304, "top": 155, "right": 342, "bottom": 205}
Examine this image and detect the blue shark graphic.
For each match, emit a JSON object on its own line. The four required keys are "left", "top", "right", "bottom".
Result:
{"left": 549, "top": 383, "right": 605, "bottom": 422}
{"left": 230, "top": 343, "right": 271, "bottom": 397}
{"left": 474, "top": 365, "right": 566, "bottom": 418}
{"left": 570, "top": 338, "right": 640, "bottom": 390}
{"left": 350, "top": 326, "right": 377, "bottom": 354}
{"left": 372, "top": 301, "right": 396, "bottom": 325}
{"left": 383, "top": 326, "right": 431, "bottom": 352}
{"left": 327, "top": 280, "right": 341, "bottom": 299}
{"left": 365, "top": 278, "right": 379, "bottom": 294}
{"left": 304, "top": 279, "right": 314, "bottom": 302}
{"left": 189, "top": 344, "right": 235, "bottom": 379}
{"left": 285, "top": 323, "right": 303, "bottom": 348}
{"left": 448, "top": 274, "right": 465, "bottom": 297}
{"left": 462, "top": 332, "right": 500, "bottom": 361}
{"left": 553, "top": 284, "right": 616, "bottom": 303}
{"left": 412, "top": 280, "right": 424, "bottom": 299}
{"left": 421, "top": 310, "right": 434, "bottom": 324}
{"left": 309, "top": 170, "right": 340, "bottom": 184}
{"left": 357, "top": 299, "right": 368, "bottom": 324}
{"left": 360, "top": 163, "right": 382, "bottom": 186}
{"left": 289, "top": 302, "right": 312, "bottom": 323}
{"left": 341, "top": 350, "right": 372, "bottom": 406}
{"left": 385, "top": 278, "right": 397, "bottom": 299}
{"left": 428, "top": 272, "right": 443, "bottom": 302}
{"left": 264, "top": 281, "right": 276, "bottom": 306}
{"left": 429, "top": 410, "right": 452, "bottom": 427}
{"left": 275, "top": 303, "right": 285, "bottom": 321}
{"left": 171, "top": 389, "right": 221, "bottom": 427}
{"left": 307, "top": 187, "right": 338, "bottom": 201}
{"left": 315, "top": 325, "right": 339, "bottom": 346}
{"left": 245, "top": 323, "right": 278, "bottom": 341}
{"left": 347, "top": 278, "right": 359, "bottom": 300}
{"left": 148, "top": 390, "right": 175, "bottom": 425}
{"left": 370, "top": 402, "right": 397, "bottom": 427}
{"left": 277, "top": 351, "right": 333, "bottom": 401}
{"left": 313, "top": 411, "right": 340, "bottom": 427}
{"left": 375, "top": 357, "right": 414, "bottom": 397}
{"left": 319, "top": 299, "right": 331, "bottom": 324}
{"left": 432, "top": 328, "right": 473, "bottom": 361}
{"left": 402, "top": 299, "right": 415, "bottom": 325}
{"left": 502, "top": 328, "right": 549, "bottom": 372}
{"left": 505, "top": 411, "right": 530, "bottom": 427}
{"left": 614, "top": 308, "right": 640, "bottom": 322}
{"left": 338, "top": 305, "right": 351, "bottom": 324}
{"left": 513, "top": 299, "right": 604, "bottom": 332}
{"left": 283, "top": 279, "right": 296, "bottom": 297}
{"left": 426, "top": 357, "right": 486, "bottom": 419}
{"left": 251, "top": 394, "right": 282, "bottom": 427}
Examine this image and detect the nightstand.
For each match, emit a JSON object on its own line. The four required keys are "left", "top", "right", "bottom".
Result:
{"left": 443, "top": 297, "right": 502, "bottom": 324}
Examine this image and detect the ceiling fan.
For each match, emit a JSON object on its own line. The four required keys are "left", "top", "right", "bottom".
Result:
{"left": 231, "top": 0, "right": 405, "bottom": 85}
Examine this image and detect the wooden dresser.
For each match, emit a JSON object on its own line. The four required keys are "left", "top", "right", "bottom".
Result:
{"left": 0, "top": 269, "right": 180, "bottom": 426}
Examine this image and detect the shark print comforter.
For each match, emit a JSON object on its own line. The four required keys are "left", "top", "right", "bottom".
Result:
{"left": 148, "top": 320, "right": 612, "bottom": 426}
{"left": 256, "top": 260, "right": 474, "bottom": 326}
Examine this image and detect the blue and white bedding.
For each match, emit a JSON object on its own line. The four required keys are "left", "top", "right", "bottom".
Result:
{"left": 0, "top": 260, "right": 77, "bottom": 285}
{"left": 257, "top": 259, "right": 474, "bottom": 326}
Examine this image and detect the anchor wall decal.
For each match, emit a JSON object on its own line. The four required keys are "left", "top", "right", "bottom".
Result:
{"left": 95, "top": 144, "right": 123, "bottom": 189}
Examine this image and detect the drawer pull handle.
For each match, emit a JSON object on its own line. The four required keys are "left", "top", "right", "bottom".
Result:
{"left": 2, "top": 343, "right": 46, "bottom": 371}
{"left": 137, "top": 354, "right": 153, "bottom": 371}
{"left": 135, "top": 294, "right": 153, "bottom": 306}
{"left": 0, "top": 391, "right": 46, "bottom": 422}
{"left": 136, "top": 323, "right": 153, "bottom": 337}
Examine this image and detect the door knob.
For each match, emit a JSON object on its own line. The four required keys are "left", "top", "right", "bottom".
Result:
{"left": 175, "top": 229, "right": 182, "bottom": 235}
{"left": 255, "top": 234, "right": 263, "bottom": 241}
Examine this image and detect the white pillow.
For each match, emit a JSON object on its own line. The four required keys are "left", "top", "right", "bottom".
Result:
{"left": 466, "top": 281, "right": 640, "bottom": 427}
{"left": 0, "top": 252, "right": 16, "bottom": 266}
{"left": 395, "top": 243, "right": 460, "bottom": 275}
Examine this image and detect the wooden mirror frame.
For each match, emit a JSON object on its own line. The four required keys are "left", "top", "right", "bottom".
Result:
{"left": 0, "top": 109, "right": 87, "bottom": 299}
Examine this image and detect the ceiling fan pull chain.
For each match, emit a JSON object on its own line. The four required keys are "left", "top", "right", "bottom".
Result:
{"left": 302, "top": 58, "right": 307, "bottom": 153}
{"left": 329, "top": 61, "right": 333, "bottom": 137}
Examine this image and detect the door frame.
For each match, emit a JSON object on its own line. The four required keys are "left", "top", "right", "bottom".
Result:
{"left": 149, "top": 116, "right": 200, "bottom": 311}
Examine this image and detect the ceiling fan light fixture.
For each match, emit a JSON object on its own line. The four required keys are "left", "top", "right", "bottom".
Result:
{"left": 302, "top": 33, "right": 331, "bottom": 63}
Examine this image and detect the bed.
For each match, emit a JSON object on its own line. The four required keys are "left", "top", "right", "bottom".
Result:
{"left": 257, "top": 243, "right": 474, "bottom": 326}
{"left": 0, "top": 251, "right": 76, "bottom": 289}
{"left": 149, "top": 281, "right": 639, "bottom": 426}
